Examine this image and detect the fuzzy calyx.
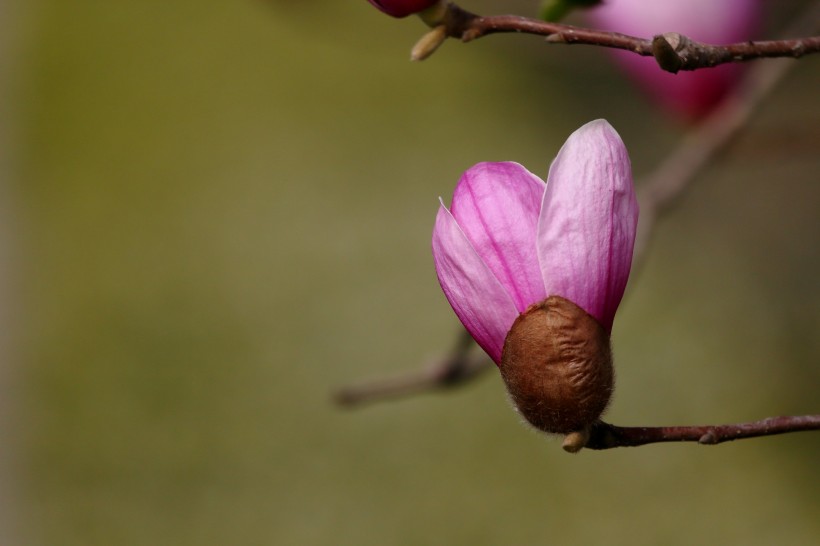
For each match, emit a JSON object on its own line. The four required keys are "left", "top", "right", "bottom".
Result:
{"left": 500, "top": 295, "right": 613, "bottom": 435}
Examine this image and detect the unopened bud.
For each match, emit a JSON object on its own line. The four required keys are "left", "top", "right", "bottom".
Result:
{"left": 500, "top": 295, "right": 613, "bottom": 440}
{"left": 367, "top": 0, "right": 442, "bottom": 19}
{"left": 411, "top": 25, "right": 447, "bottom": 61}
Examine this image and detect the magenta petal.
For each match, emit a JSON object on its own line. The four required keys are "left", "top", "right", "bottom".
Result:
{"left": 432, "top": 203, "right": 519, "bottom": 363}
{"left": 367, "top": 0, "right": 439, "bottom": 18}
{"left": 537, "top": 120, "right": 638, "bottom": 332}
{"left": 449, "top": 162, "right": 547, "bottom": 313}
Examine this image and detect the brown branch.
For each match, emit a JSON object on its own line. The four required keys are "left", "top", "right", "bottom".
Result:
{"left": 585, "top": 415, "right": 820, "bottom": 450}
{"left": 422, "top": 1, "right": 820, "bottom": 72}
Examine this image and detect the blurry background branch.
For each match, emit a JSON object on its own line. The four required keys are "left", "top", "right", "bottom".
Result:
{"left": 335, "top": 329, "right": 488, "bottom": 407}
{"left": 417, "top": 1, "right": 820, "bottom": 70}
{"left": 632, "top": 1, "right": 820, "bottom": 262}
{"left": 334, "top": 2, "right": 818, "bottom": 410}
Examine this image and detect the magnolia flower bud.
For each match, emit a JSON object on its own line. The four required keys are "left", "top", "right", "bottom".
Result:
{"left": 432, "top": 120, "right": 638, "bottom": 447}
{"left": 500, "top": 296, "right": 613, "bottom": 436}
{"left": 367, "top": 0, "right": 441, "bottom": 18}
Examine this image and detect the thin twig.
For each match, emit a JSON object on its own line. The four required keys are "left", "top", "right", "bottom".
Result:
{"left": 430, "top": 2, "right": 820, "bottom": 73}
{"left": 585, "top": 415, "right": 820, "bottom": 450}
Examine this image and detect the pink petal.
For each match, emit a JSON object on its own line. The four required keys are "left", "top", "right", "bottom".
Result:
{"left": 449, "top": 162, "right": 547, "bottom": 313}
{"left": 537, "top": 120, "right": 638, "bottom": 332}
{"left": 432, "top": 203, "right": 519, "bottom": 363}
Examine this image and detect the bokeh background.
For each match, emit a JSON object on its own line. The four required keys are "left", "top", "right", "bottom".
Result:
{"left": 3, "top": 0, "right": 819, "bottom": 544}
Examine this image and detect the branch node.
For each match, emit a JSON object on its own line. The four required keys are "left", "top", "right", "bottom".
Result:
{"left": 652, "top": 32, "right": 685, "bottom": 73}
{"left": 698, "top": 430, "right": 718, "bottom": 444}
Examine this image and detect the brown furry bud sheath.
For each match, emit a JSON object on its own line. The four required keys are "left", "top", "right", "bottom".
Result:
{"left": 500, "top": 295, "right": 613, "bottom": 441}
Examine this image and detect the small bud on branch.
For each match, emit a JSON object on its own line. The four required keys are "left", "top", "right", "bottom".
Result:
{"left": 411, "top": 25, "right": 448, "bottom": 61}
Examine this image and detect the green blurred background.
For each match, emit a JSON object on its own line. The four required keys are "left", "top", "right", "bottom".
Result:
{"left": 3, "top": 0, "right": 819, "bottom": 544}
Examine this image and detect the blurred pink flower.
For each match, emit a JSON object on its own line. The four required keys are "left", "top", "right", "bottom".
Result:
{"left": 432, "top": 120, "right": 638, "bottom": 363}
{"left": 585, "top": 0, "right": 761, "bottom": 120}
{"left": 367, "top": 0, "right": 440, "bottom": 18}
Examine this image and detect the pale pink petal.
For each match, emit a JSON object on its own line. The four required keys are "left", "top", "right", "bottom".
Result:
{"left": 433, "top": 203, "right": 519, "bottom": 363}
{"left": 537, "top": 120, "right": 638, "bottom": 332}
{"left": 586, "top": 0, "right": 761, "bottom": 119}
{"left": 449, "top": 162, "right": 547, "bottom": 312}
